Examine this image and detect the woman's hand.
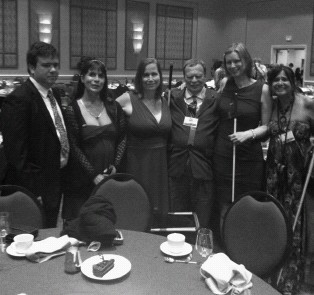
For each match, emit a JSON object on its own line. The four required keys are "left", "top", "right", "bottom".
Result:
{"left": 228, "top": 130, "right": 252, "bottom": 144}
{"left": 93, "top": 174, "right": 105, "bottom": 185}
{"left": 93, "top": 165, "right": 117, "bottom": 185}
{"left": 102, "top": 165, "right": 116, "bottom": 176}
{"left": 108, "top": 165, "right": 116, "bottom": 175}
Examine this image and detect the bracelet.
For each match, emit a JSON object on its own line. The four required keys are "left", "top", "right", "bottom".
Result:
{"left": 251, "top": 129, "right": 256, "bottom": 140}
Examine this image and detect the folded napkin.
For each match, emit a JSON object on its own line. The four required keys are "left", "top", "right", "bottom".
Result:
{"left": 25, "top": 235, "right": 79, "bottom": 263}
{"left": 200, "top": 253, "right": 253, "bottom": 295}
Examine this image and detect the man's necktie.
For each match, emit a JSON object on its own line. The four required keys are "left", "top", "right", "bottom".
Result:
{"left": 187, "top": 96, "right": 197, "bottom": 117}
{"left": 47, "top": 89, "right": 70, "bottom": 156}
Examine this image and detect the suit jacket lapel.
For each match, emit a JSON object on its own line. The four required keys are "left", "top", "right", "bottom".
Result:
{"left": 26, "top": 79, "right": 59, "bottom": 137}
{"left": 172, "top": 88, "right": 187, "bottom": 114}
{"left": 196, "top": 89, "right": 216, "bottom": 117}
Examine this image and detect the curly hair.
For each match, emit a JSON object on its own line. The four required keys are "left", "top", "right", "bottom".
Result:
{"left": 267, "top": 64, "right": 296, "bottom": 96}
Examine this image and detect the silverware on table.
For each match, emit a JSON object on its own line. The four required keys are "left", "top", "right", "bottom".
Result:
{"left": 164, "top": 256, "right": 198, "bottom": 264}
{"left": 36, "top": 251, "right": 66, "bottom": 263}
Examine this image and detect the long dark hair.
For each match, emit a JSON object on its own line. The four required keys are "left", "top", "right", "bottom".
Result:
{"left": 267, "top": 64, "right": 296, "bottom": 97}
{"left": 74, "top": 57, "right": 108, "bottom": 103}
{"left": 134, "top": 57, "right": 163, "bottom": 99}
{"left": 223, "top": 42, "right": 253, "bottom": 78}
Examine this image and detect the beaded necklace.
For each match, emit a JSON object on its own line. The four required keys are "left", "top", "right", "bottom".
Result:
{"left": 277, "top": 96, "right": 295, "bottom": 133}
{"left": 275, "top": 95, "right": 295, "bottom": 188}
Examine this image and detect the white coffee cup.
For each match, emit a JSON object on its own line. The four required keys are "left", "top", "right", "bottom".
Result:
{"left": 13, "top": 234, "right": 34, "bottom": 253}
{"left": 167, "top": 233, "right": 185, "bottom": 254}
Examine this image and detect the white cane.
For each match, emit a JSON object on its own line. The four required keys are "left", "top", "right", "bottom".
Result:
{"left": 293, "top": 147, "right": 314, "bottom": 231}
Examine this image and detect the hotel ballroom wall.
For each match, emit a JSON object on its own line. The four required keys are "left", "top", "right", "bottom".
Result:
{"left": 0, "top": 0, "right": 314, "bottom": 84}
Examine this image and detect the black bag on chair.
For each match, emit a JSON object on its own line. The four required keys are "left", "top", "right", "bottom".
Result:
{"left": 61, "top": 194, "right": 117, "bottom": 247}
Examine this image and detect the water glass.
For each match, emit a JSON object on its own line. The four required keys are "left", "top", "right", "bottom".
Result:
{"left": 195, "top": 228, "right": 213, "bottom": 258}
{"left": 0, "top": 212, "right": 10, "bottom": 251}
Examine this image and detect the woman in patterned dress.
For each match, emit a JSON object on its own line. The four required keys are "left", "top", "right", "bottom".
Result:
{"left": 266, "top": 64, "right": 314, "bottom": 295}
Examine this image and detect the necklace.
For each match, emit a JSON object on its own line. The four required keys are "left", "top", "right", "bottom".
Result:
{"left": 277, "top": 96, "right": 295, "bottom": 133}
{"left": 278, "top": 96, "right": 294, "bottom": 115}
{"left": 80, "top": 99, "right": 105, "bottom": 119}
{"left": 275, "top": 95, "right": 295, "bottom": 181}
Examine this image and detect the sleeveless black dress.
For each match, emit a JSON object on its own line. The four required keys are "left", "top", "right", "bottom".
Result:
{"left": 126, "top": 92, "right": 172, "bottom": 219}
{"left": 214, "top": 79, "right": 265, "bottom": 209}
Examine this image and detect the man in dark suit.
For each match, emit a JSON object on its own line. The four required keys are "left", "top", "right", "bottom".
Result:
{"left": 168, "top": 59, "right": 219, "bottom": 227}
{"left": 1, "top": 42, "right": 69, "bottom": 228}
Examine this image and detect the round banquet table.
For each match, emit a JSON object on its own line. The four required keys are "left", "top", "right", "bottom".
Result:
{"left": 0, "top": 228, "right": 281, "bottom": 295}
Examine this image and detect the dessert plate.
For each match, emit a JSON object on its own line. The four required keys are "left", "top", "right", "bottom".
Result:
{"left": 81, "top": 254, "right": 131, "bottom": 281}
{"left": 160, "top": 241, "right": 192, "bottom": 257}
{"left": 6, "top": 242, "right": 25, "bottom": 257}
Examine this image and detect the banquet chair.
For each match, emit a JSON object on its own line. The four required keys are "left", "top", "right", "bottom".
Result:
{"left": 91, "top": 173, "right": 151, "bottom": 231}
{"left": 222, "top": 191, "right": 292, "bottom": 278}
{"left": 0, "top": 145, "right": 7, "bottom": 184}
{"left": 305, "top": 191, "right": 314, "bottom": 284}
{"left": 0, "top": 185, "right": 44, "bottom": 229}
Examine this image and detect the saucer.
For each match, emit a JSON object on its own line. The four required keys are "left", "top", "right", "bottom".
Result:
{"left": 160, "top": 241, "right": 192, "bottom": 257}
{"left": 6, "top": 242, "right": 26, "bottom": 257}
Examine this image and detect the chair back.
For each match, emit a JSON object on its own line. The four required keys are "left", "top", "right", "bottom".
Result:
{"left": 0, "top": 185, "right": 44, "bottom": 229}
{"left": 91, "top": 173, "right": 151, "bottom": 231}
{"left": 222, "top": 191, "right": 292, "bottom": 277}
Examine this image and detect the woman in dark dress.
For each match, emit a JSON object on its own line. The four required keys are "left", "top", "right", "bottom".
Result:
{"left": 265, "top": 65, "right": 314, "bottom": 295}
{"left": 62, "top": 58, "right": 126, "bottom": 221}
{"left": 213, "top": 43, "right": 272, "bottom": 225}
{"left": 117, "top": 58, "right": 172, "bottom": 225}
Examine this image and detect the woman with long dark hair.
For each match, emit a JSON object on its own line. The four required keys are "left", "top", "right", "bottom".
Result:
{"left": 266, "top": 64, "right": 314, "bottom": 294}
{"left": 117, "top": 58, "right": 171, "bottom": 225}
{"left": 62, "top": 57, "right": 126, "bottom": 221}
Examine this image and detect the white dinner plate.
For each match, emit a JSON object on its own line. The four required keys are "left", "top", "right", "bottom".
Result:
{"left": 160, "top": 241, "right": 192, "bottom": 257}
{"left": 6, "top": 242, "right": 25, "bottom": 257}
{"left": 81, "top": 254, "right": 131, "bottom": 281}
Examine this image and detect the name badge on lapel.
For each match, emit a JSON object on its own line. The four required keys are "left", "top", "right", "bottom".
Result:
{"left": 183, "top": 117, "right": 198, "bottom": 128}
{"left": 279, "top": 130, "right": 295, "bottom": 143}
